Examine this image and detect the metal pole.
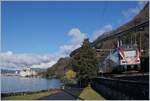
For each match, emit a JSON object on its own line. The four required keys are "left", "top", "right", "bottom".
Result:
{"left": 140, "top": 31, "right": 141, "bottom": 49}
{"left": 135, "top": 32, "right": 136, "bottom": 45}
{"left": 131, "top": 35, "right": 132, "bottom": 47}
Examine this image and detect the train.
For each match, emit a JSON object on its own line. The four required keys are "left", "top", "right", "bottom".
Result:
{"left": 99, "top": 41, "right": 141, "bottom": 73}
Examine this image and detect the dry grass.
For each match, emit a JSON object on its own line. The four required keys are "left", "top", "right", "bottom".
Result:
{"left": 2, "top": 91, "right": 56, "bottom": 100}
{"left": 79, "top": 85, "right": 105, "bottom": 100}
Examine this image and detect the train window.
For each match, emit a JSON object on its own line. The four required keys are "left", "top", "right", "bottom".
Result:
{"left": 124, "top": 50, "right": 136, "bottom": 58}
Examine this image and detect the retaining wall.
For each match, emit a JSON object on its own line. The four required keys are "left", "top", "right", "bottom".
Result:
{"left": 91, "top": 77, "right": 149, "bottom": 100}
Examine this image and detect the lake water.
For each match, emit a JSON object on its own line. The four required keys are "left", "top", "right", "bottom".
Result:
{"left": 1, "top": 76, "right": 63, "bottom": 93}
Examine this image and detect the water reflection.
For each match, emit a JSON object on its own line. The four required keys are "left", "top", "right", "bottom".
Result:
{"left": 1, "top": 76, "right": 62, "bottom": 93}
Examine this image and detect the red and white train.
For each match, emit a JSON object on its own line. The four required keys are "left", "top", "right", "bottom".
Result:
{"left": 119, "top": 47, "right": 140, "bottom": 66}
{"left": 99, "top": 41, "right": 141, "bottom": 73}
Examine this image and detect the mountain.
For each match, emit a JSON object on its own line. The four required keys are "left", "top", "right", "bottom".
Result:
{"left": 43, "top": 57, "right": 70, "bottom": 78}
{"left": 1, "top": 69, "right": 16, "bottom": 74}
{"left": 92, "top": 2, "right": 149, "bottom": 49}
{"left": 31, "top": 68, "right": 47, "bottom": 72}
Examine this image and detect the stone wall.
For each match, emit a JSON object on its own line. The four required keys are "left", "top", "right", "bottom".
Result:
{"left": 91, "top": 77, "right": 149, "bottom": 100}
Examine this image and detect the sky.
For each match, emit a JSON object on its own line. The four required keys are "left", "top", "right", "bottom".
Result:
{"left": 0, "top": 1, "right": 147, "bottom": 70}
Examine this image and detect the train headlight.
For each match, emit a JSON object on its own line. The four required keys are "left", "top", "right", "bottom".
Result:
{"left": 122, "top": 61, "right": 126, "bottom": 63}
{"left": 122, "top": 61, "right": 125, "bottom": 63}
{"left": 141, "top": 49, "right": 144, "bottom": 52}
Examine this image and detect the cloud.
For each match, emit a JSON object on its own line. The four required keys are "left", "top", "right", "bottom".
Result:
{"left": 30, "top": 61, "right": 57, "bottom": 69}
{"left": 1, "top": 28, "right": 87, "bottom": 70}
{"left": 91, "top": 24, "right": 113, "bottom": 41}
{"left": 122, "top": 1, "right": 147, "bottom": 19}
{"left": 0, "top": 51, "right": 58, "bottom": 69}
{"left": 58, "top": 28, "right": 87, "bottom": 57}
{"left": 68, "top": 28, "right": 87, "bottom": 45}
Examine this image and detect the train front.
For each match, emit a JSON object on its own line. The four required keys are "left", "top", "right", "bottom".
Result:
{"left": 119, "top": 47, "right": 141, "bottom": 70}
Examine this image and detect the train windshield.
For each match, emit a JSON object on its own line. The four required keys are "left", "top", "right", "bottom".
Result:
{"left": 124, "top": 50, "right": 136, "bottom": 58}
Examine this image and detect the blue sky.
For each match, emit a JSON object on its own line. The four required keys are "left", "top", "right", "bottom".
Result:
{"left": 0, "top": 1, "right": 147, "bottom": 69}
{"left": 2, "top": 1, "right": 146, "bottom": 55}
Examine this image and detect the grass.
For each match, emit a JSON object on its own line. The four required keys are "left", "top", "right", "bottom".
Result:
{"left": 2, "top": 91, "right": 52, "bottom": 100}
{"left": 79, "top": 85, "right": 106, "bottom": 100}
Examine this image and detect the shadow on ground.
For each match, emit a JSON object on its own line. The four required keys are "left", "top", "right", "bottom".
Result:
{"left": 38, "top": 85, "right": 83, "bottom": 100}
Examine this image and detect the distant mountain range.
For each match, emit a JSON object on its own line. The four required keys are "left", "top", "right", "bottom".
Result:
{"left": 31, "top": 68, "right": 47, "bottom": 72}
{"left": 1, "top": 68, "right": 47, "bottom": 74}
{"left": 1, "top": 69, "right": 16, "bottom": 74}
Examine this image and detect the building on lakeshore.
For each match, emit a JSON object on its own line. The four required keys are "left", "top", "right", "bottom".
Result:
{"left": 20, "top": 67, "right": 37, "bottom": 77}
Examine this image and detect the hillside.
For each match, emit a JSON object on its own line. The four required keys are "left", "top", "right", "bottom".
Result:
{"left": 44, "top": 57, "right": 70, "bottom": 78}
{"left": 93, "top": 3, "right": 149, "bottom": 49}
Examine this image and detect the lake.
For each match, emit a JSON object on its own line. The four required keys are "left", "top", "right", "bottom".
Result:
{"left": 1, "top": 76, "right": 63, "bottom": 93}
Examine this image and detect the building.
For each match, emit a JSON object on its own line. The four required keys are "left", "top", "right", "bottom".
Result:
{"left": 20, "top": 67, "right": 37, "bottom": 77}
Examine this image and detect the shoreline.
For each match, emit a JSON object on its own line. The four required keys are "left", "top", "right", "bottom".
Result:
{"left": 1, "top": 75, "right": 63, "bottom": 98}
{"left": 1, "top": 88, "right": 61, "bottom": 98}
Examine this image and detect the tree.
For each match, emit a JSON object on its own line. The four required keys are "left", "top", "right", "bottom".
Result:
{"left": 65, "top": 69, "right": 76, "bottom": 80}
{"left": 71, "top": 38, "right": 99, "bottom": 87}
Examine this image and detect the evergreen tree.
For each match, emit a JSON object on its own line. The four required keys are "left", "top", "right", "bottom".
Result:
{"left": 71, "top": 38, "right": 99, "bottom": 87}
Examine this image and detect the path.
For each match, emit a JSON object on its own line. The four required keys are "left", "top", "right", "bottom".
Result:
{"left": 38, "top": 88, "right": 83, "bottom": 100}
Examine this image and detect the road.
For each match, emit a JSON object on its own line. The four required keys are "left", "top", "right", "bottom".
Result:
{"left": 38, "top": 88, "right": 83, "bottom": 100}
{"left": 38, "top": 91, "right": 76, "bottom": 100}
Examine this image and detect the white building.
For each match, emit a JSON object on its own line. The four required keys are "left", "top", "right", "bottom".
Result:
{"left": 20, "top": 67, "right": 37, "bottom": 77}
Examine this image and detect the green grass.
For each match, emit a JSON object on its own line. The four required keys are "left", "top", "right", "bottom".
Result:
{"left": 2, "top": 91, "right": 52, "bottom": 100}
{"left": 79, "top": 85, "right": 106, "bottom": 100}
